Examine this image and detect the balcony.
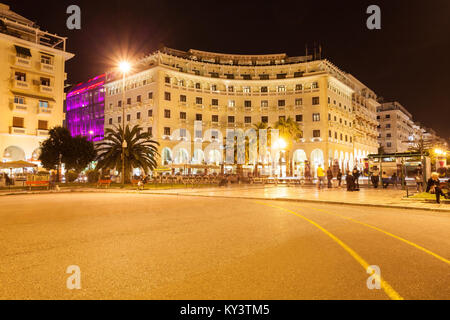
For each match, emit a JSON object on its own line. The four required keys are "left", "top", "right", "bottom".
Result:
{"left": 14, "top": 80, "right": 30, "bottom": 90}
{"left": 40, "top": 63, "right": 54, "bottom": 73}
{"left": 10, "top": 127, "right": 26, "bottom": 135}
{"left": 37, "top": 129, "right": 49, "bottom": 136}
{"left": 12, "top": 102, "right": 28, "bottom": 113}
{"left": 38, "top": 106, "right": 52, "bottom": 115}
{"left": 40, "top": 85, "right": 53, "bottom": 95}
{"left": 15, "top": 56, "right": 31, "bottom": 68}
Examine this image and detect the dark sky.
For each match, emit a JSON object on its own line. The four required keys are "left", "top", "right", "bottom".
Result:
{"left": 6, "top": 0, "right": 450, "bottom": 139}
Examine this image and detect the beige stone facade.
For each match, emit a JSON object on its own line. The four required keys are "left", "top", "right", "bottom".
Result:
{"left": 0, "top": 4, "right": 73, "bottom": 163}
{"left": 104, "top": 48, "right": 379, "bottom": 176}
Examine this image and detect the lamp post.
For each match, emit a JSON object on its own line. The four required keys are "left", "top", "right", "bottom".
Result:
{"left": 119, "top": 61, "right": 131, "bottom": 186}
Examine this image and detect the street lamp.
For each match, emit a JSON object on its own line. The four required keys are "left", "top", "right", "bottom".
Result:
{"left": 119, "top": 61, "right": 131, "bottom": 186}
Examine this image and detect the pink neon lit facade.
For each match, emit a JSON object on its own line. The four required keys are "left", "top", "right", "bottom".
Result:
{"left": 66, "top": 74, "right": 106, "bottom": 141}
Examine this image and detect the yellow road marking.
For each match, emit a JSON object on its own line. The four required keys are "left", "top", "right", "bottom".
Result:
{"left": 295, "top": 204, "right": 450, "bottom": 266}
{"left": 255, "top": 201, "right": 404, "bottom": 300}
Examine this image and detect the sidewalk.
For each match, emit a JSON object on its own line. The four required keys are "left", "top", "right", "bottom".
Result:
{"left": 1, "top": 184, "right": 449, "bottom": 212}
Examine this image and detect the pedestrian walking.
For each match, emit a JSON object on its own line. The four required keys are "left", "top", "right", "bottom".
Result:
{"left": 415, "top": 171, "right": 423, "bottom": 192}
{"left": 382, "top": 171, "right": 390, "bottom": 189}
{"left": 371, "top": 166, "right": 380, "bottom": 188}
{"left": 327, "top": 167, "right": 333, "bottom": 188}
{"left": 336, "top": 169, "right": 343, "bottom": 188}
{"left": 391, "top": 172, "right": 398, "bottom": 189}
{"left": 352, "top": 167, "right": 360, "bottom": 189}
{"left": 426, "top": 172, "right": 449, "bottom": 204}
{"left": 346, "top": 170, "right": 355, "bottom": 191}
{"left": 317, "top": 165, "right": 325, "bottom": 190}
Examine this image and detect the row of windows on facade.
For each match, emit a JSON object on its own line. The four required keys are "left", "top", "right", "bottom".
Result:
{"left": 14, "top": 72, "right": 51, "bottom": 86}
{"left": 12, "top": 117, "right": 48, "bottom": 130}
{"left": 14, "top": 96, "right": 50, "bottom": 108}
{"left": 15, "top": 47, "right": 54, "bottom": 65}
{"left": 165, "top": 71, "right": 310, "bottom": 81}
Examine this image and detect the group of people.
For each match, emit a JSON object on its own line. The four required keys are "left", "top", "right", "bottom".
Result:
{"left": 426, "top": 173, "right": 450, "bottom": 204}
{"left": 316, "top": 165, "right": 360, "bottom": 191}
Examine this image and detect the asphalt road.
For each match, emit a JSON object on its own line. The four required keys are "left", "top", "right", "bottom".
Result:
{"left": 0, "top": 193, "right": 449, "bottom": 300}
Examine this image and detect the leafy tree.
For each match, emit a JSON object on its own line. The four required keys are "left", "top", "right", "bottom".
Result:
{"left": 95, "top": 125, "right": 159, "bottom": 183}
{"left": 39, "top": 126, "right": 72, "bottom": 182}
{"left": 274, "top": 117, "right": 303, "bottom": 176}
{"left": 65, "top": 136, "right": 96, "bottom": 175}
{"left": 253, "top": 122, "right": 272, "bottom": 176}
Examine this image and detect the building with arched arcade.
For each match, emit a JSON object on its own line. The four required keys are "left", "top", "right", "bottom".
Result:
{"left": 104, "top": 47, "right": 379, "bottom": 177}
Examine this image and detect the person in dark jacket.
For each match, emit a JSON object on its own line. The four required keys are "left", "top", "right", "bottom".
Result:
{"left": 352, "top": 167, "right": 360, "bottom": 189}
{"left": 371, "top": 167, "right": 380, "bottom": 188}
{"left": 336, "top": 169, "right": 343, "bottom": 188}
{"left": 346, "top": 171, "right": 355, "bottom": 191}
{"left": 327, "top": 168, "right": 333, "bottom": 188}
{"left": 426, "top": 172, "right": 448, "bottom": 204}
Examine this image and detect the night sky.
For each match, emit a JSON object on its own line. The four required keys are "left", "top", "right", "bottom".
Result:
{"left": 6, "top": 0, "right": 450, "bottom": 139}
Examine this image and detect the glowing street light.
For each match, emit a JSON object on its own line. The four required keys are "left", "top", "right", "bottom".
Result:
{"left": 275, "top": 138, "right": 287, "bottom": 150}
{"left": 119, "top": 61, "right": 131, "bottom": 73}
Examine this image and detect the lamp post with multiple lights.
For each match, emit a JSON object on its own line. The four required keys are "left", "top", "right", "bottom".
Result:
{"left": 119, "top": 61, "right": 131, "bottom": 186}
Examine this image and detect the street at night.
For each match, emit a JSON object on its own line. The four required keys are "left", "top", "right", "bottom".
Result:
{"left": 1, "top": 192, "right": 448, "bottom": 300}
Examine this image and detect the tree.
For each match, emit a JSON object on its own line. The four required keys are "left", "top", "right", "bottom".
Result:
{"left": 274, "top": 117, "right": 303, "bottom": 176}
{"left": 253, "top": 122, "right": 271, "bottom": 176}
{"left": 39, "top": 126, "right": 72, "bottom": 182}
{"left": 95, "top": 125, "right": 159, "bottom": 183}
{"left": 64, "top": 136, "right": 96, "bottom": 175}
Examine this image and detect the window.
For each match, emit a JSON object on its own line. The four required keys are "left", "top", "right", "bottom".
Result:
{"left": 329, "top": 130, "right": 332, "bottom": 138}
{"left": 260, "top": 86, "right": 268, "bottom": 93}
{"left": 243, "top": 86, "right": 251, "bottom": 93}
{"left": 259, "top": 74, "right": 269, "bottom": 80}
{"left": 164, "top": 109, "right": 171, "bottom": 118}
{"left": 295, "top": 98, "right": 303, "bottom": 106}
{"left": 164, "top": 127, "right": 171, "bottom": 136}
{"left": 165, "top": 76, "right": 171, "bottom": 84}
{"left": 340, "top": 133, "right": 343, "bottom": 140}
{"left": 127, "top": 114, "right": 131, "bottom": 122}
{"left": 261, "top": 100, "right": 268, "bottom": 108}
{"left": 196, "top": 97, "right": 203, "bottom": 105}
{"left": 386, "top": 133, "right": 392, "bottom": 138}
{"left": 228, "top": 86, "right": 234, "bottom": 92}
{"left": 137, "top": 112, "right": 141, "bottom": 120}
{"left": 261, "top": 116, "right": 268, "bottom": 123}
{"left": 211, "top": 84, "right": 217, "bottom": 91}
{"left": 279, "top": 116, "right": 286, "bottom": 122}
{"left": 313, "top": 113, "right": 320, "bottom": 121}
{"left": 345, "top": 135, "right": 348, "bottom": 142}
{"left": 164, "top": 92, "right": 171, "bottom": 101}
{"left": 277, "top": 73, "right": 287, "bottom": 79}
{"left": 350, "top": 137, "right": 352, "bottom": 143}
{"left": 386, "top": 124, "right": 391, "bottom": 129}
{"left": 244, "top": 100, "right": 252, "bottom": 108}
{"left": 228, "top": 100, "right": 235, "bottom": 107}
{"left": 196, "top": 114, "right": 202, "bottom": 121}
{"left": 38, "top": 120, "right": 48, "bottom": 130}
{"left": 195, "top": 83, "right": 201, "bottom": 89}
{"left": 296, "top": 114, "right": 303, "bottom": 122}
{"left": 278, "top": 100, "right": 285, "bottom": 107}
{"left": 335, "top": 132, "right": 338, "bottom": 139}
{"left": 313, "top": 130, "right": 321, "bottom": 138}
{"left": 118, "top": 100, "right": 122, "bottom": 107}
{"left": 195, "top": 130, "right": 202, "bottom": 138}
{"left": 294, "top": 72, "right": 303, "bottom": 78}
{"left": 245, "top": 116, "right": 251, "bottom": 123}
{"left": 40, "top": 77, "right": 50, "bottom": 86}
{"left": 148, "top": 109, "right": 153, "bottom": 117}
{"left": 148, "top": 92, "right": 153, "bottom": 99}
{"left": 242, "top": 74, "right": 251, "bottom": 80}
{"left": 180, "top": 95, "right": 187, "bottom": 102}
{"left": 39, "top": 100, "right": 49, "bottom": 108}
{"left": 109, "top": 118, "right": 113, "bottom": 125}
{"left": 295, "top": 84, "right": 303, "bottom": 91}
{"left": 212, "top": 115, "right": 219, "bottom": 122}
{"left": 277, "top": 85, "right": 286, "bottom": 92}
{"left": 118, "top": 116, "right": 121, "bottom": 123}
{"left": 127, "top": 98, "right": 131, "bottom": 105}
{"left": 228, "top": 116, "right": 235, "bottom": 123}
{"left": 178, "top": 79, "right": 185, "bottom": 86}
{"left": 180, "top": 112, "right": 186, "bottom": 119}
{"left": 15, "top": 72, "right": 26, "bottom": 81}
{"left": 328, "top": 113, "right": 331, "bottom": 121}
{"left": 312, "top": 97, "right": 320, "bottom": 105}
{"left": 312, "top": 82, "right": 319, "bottom": 89}
{"left": 226, "top": 74, "right": 234, "bottom": 79}
{"left": 386, "top": 114, "right": 391, "bottom": 119}
{"left": 148, "top": 127, "right": 153, "bottom": 136}
{"left": 210, "top": 73, "right": 219, "bottom": 78}
{"left": 179, "top": 129, "right": 186, "bottom": 138}
{"left": 41, "top": 55, "right": 51, "bottom": 65}
{"left": 387, "top": 142, "right": 392, "bottom": 148}
{"left": 13, "top": 117, "right": 24, "bottom": 128}
{"left": 14, "top": 96, "right": 25, "bottom": 104}
{"left": 211, "top": 99, "right": 218, "bottom": 106}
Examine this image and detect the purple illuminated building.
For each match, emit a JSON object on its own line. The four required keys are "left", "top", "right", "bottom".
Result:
{"left": 66, "top": 74, "right": 106, "bottom": 142}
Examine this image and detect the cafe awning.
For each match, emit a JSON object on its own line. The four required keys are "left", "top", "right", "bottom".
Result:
{"left": 0, "top": 161, "right": 38, "bottom": 169}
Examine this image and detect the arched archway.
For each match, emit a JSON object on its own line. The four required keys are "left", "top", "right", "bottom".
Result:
{"left": 174, "top": 148, "right": 189, "bottom": 164}
{"left": 192, "top": 149, "right": 205, "bottom": 164}
{"left": 161, "top": 147, "right": 173, "bottom": 165}
{"left": 3, "top": 146, "right": 26, "bottom": 162}
{"left": 31, "top": 148, "right": 41, "bottom": 161}
{"left": 311, "top": 149, "right": 324, "bottom": 178}
{"left": 292, "top": 149, "right": 307, "bottom": 178}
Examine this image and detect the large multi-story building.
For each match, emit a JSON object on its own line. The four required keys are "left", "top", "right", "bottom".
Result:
{"left": 0, "top": 3, "right": 74, "bottom": 163}
{"left": 377, "top": 102, "right": 415, "bottom": 153}
{"left": 66, "top": 74, "right": 106, "bottom": 142}
{"left": 104, "top": 47, "right": 379, "bottom": 177}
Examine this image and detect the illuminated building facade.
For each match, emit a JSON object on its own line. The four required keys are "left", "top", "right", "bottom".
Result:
{"left": 0, "top": 3, "right": 74, "bottom": 163}
{"left": 104, "top": 47, "right": 379, "bottom": 176}
{"left": 66, "top": 74, "right": 106, "bottom": 141}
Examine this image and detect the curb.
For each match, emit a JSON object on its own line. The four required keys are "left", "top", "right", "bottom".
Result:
{"left": 1, "top": 188, "right": 449, "bottom": 213}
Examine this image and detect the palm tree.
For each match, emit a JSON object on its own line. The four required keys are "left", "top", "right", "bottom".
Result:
{"left": 274, "top": 117, "right": 303, "bottom": 176}
{"left": 253, "top": 122, "right": 271, "bottom": 176}
{"left": 95, "top": 125, "right": 159, "bottom": 183}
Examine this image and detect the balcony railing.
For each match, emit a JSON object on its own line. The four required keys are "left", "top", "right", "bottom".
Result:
{"left": 10, "top": 127, "right": 26, "bottom": 135}
{"left": 37, "top": 129, "right": 49, "bottom": 136}
{"left": 12, "top": 102, "right": 28, "bottom": 113}
{"left": 38, "top": 106, "right": 52, "bottom": 115}
{"left": 15, "top": 56, "right": 31, "bottom": 68}
{"left": 40, "top": 63, "right": 54, "bottom": 73}
{"left": 40, "top": 85, "right": 53, "bottom": 94}
{"left": 14, "top": 80, "right": 29, "bottom": 89}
